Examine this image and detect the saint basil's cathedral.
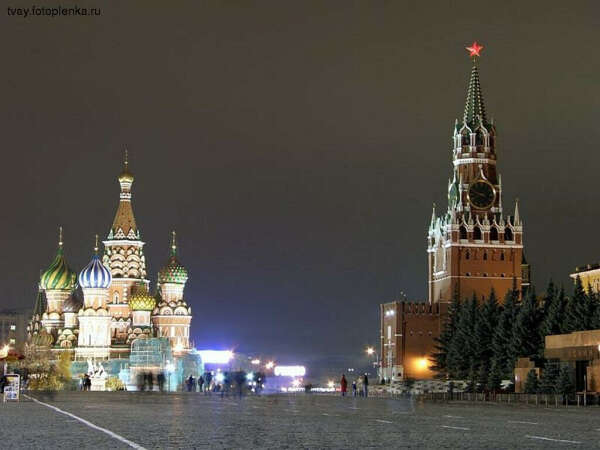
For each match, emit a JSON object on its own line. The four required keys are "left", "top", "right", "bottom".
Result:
{"left": 27, "top": 155, "right": 193, "bottom": 361}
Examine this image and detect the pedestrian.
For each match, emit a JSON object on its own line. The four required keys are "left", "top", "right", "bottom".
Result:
{"left": 186, "top": 375, "right": 195, "bottom": 392}
{"left": 340, "top": 374, "right": 348, "bottom": 397}
{"left": 157, "top": 372, "right": 165, "bottom": 392}
{"left": 363, "top": 374, "right": 369, "bottom": 397}
{"left": 352, "top": 380, "right": 357, "bottom": 397}
{"left": 204, "top": 372, "right": 213, "bottom": 395}
{"left": 198, "top": 375, "right": 204, "bottom": 393}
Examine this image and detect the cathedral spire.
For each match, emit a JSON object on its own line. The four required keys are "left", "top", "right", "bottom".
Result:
{"left": 109, "top": 149, "right": 138, "bottom": 240}
{"left": 514, "top": 198, "right": 521, "bottom": 226}
{"left": 463, "top": 42, "right": 487, "bottom": 126}
{"left": 171, "top": 230, "right": 177, "bottom": 256}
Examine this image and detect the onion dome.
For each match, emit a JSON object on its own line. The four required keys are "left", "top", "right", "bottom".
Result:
{"left": 40, "top": 227, "right": 77, "bottom": 291}
{"left": 118, "top": 148, "right": 134, "bottom": 183}
{"left": 129, "top": 283, "right": 156, "bottom": 311}
{"left": 158, "top": 231, "right": 189, "bottom": 285}
{"left": 63, "top": 292, "right": 83, "bottom": 313}
{"left": 79, "top": 235, "right": 112, "bottom": 289}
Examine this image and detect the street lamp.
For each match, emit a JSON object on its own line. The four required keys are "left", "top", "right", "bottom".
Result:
{"left": 366, "top": 347, "right": 380, "bottom": 381}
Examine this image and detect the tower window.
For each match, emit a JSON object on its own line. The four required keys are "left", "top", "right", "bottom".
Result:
{"left": 483, "top": 252, "right": 488, "bottom": 261}
{"left": 505, "top": 227, "right": 513, "bottom": 241}
{"left": 473, "top": 226, "right": 482, "bottom": 240}
{"left": 465, "top": 251, "right": 470, "bottom": 260}
{"left": 490, "top": 227, "right": 499, "bottom": 241}
{"left": 459, "top": 226, "right": 467, "bottom": 239}
{"left": 500, "top": 252, "right": 505, "bottom": 261}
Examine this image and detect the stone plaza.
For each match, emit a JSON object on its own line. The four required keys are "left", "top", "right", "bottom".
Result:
{"left": 2, "top": 392, "right": 599, "bottom": 448}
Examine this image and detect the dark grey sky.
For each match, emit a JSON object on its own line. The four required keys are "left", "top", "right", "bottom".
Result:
{"left": 2, "top": 1, "right": 599, "bottom": 362}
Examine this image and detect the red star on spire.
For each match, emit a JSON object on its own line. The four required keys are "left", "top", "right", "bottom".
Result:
{"left": 466, "top": 41, "right": 484, "bottom": 58}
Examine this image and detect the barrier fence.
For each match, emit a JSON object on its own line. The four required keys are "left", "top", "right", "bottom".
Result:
{"left": 416, "top": 391, "right": 600, "bottom": 407}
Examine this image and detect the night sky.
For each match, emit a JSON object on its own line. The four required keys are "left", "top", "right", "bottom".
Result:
{"left": 2, "top": 1, "right": 599, "bottom": 365}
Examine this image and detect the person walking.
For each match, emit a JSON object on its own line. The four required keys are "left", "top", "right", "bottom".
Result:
{"left": 352, "top": 380, "right": 357, "bottom": 397}
{"left": 340, "top": 374, "right": 348, "bottom": 397}
{"left": 363, "top": 374, "right": 369, "bottom": 397}
{"left": 198, "top": 375, "right": 204, "bottom": 393}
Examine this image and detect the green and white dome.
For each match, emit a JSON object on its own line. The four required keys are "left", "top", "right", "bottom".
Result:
{"left": 40, "top": 228, "right": 77, "bottom": 291}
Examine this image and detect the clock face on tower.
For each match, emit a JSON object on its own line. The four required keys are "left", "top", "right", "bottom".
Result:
{"left": 468, "top": 180, "right": 495, "bottom": 209}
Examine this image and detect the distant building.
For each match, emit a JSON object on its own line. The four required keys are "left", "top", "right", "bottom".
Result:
{"left": 0, "top": 308, "right": 30, "bottom": 352}
{"left": 570, "top": 263, "right": 600, "bottom": 292}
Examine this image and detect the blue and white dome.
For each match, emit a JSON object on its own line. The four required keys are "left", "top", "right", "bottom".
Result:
{"left": 79, "top": 247, "right": 112, "bottom": 289}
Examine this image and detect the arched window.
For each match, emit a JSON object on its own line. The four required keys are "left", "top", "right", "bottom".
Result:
{"left": 473, "top": 226, "right": 482, "bottom": 240}
{"left": 113, "top": 292, "right": 119, "bottom": 304}
{"left": 490, "top": 227, "right": 499, "bottom": 241}
{"left": 483, "top": 252, "right": 488, "bottom": 261}
{"left": 505, "top": 227, "right": 513, "bottom": 241}
{"left": 500, "top": 252, "right": 505, "bottom": 261}
{"left": 459, "top": 226, "right": 467, "bottom": 239}
{"left": 465, "top": 250, "right": 470, "bottom": 260}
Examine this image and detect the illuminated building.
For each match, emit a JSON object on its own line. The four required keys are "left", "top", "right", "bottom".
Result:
{"left": 27, "top": 154, "right": 193, "bottom": 361}
{"left": 570, "top": 263, "right": 600, "bottom": 292}
{"left": 380, "top": 43, "right": 530, "bottom": 380}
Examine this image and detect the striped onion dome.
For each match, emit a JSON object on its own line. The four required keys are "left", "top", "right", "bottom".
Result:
{"left": 79, "top": 236, "right": 112, "bottom": 289}
{"left": 40, "top": 228, "right": 77, "bottom": 291}
{"left": 158, "top": 231, "right": 188, "bottom": 285}
{"left": 129, "top": 283, "right": 156, "bottom": 311}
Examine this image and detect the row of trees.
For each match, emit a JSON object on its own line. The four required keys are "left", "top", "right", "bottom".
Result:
{"left": 431, "top": 277, "right": 597, "bottom": 390}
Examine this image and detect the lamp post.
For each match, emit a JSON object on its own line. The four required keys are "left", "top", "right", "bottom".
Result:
{"left": 366, "top": 347, "right": 380, "bottom": 381}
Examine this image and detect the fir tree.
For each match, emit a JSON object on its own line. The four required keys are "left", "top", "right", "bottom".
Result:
{"left": 487, "top": 358, "right": 503, "bottom": 392}
{"left": 476, "top": 362, "right": 488, "bottom": 392}
{"left": 564, "top": 276, "right": 588, "bottom": 332}
{"left": 431, "top": 291, "right": 461, "bottom": 378}
{"left": 475, "top": 289, "right": 499, "bottom": 369}
{"left": 539, "top": 361, "right": 559, "bottom": 394}
{"left": 556, "top": 366, "right": 574, "bottom": 396}
{"left": 449, "top": 295, "right": 479, "bottom": 378}
{"left": 491, "top": 288, "right": 518, "bottom": 377}
{"left": 542, "top": 285, "right": 566, "bottom": 337}
{"left": 523, "top": 369, "right": 539, "bottom": 394}
{"left": 510, "top": 287, "right": 543, "bottom": 364}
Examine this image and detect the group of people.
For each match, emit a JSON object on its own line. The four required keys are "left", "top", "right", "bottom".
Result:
{"left": 340, "top": 374, "right": 369, "bottom": 397}
{"left": 136, "top": 371, "right": 167, "bottom": 391}
{"left": 80, "top": 373, "right": 92, "bottom": 390}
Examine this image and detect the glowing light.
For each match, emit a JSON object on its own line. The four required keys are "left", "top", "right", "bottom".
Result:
{"left": 165, "top": 362, "right": 175, "bottom": 373}
{"left": 416, "top": 358, "right": 428, "bottom": 370}
{"left": 327, "top": 380, "right": 335, "bottom": 388}
{"left": 246, "top": 372, "right": 254, "bottom": 381}
{"left": 385, "top": 310, "right": 395, "bottom": 317}
{"left": 366, "top": 347, "right": 375, "bottom": 355}
{"left": 251, "top": 359, "right": 260, "bottom": 365}
{"left": 174, "top": 343, "right": 184, "bottom": 353}
{"left": 292, "top": 379, "right": 301, "bottom": 388}
{"left": 466, "top": 41, "right": 484, "bottom": 58}
{"left": 215, "top": 373, "right": 225, "bottom": 383}
{"left": 265, "top": 361, "right": 274, "bottom": 369}
{"left": 198, "top": 350, "right": 234, "bottom": 364}
{"left": 0, "top": 345, "right": 9, "bottom": 358}
{"left": 274, "top": 365, "right": 306, "bottom": 377}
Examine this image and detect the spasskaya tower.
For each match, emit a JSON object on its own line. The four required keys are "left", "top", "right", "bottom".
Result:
{"left": 427, "top": 42, "right": 526, "bottom": 303}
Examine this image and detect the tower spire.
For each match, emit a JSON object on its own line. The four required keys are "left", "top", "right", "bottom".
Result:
{"left": 94, "top": 234, "right": 99, "bottom": 254}
{"left": 463, "top": 42, "right": 486, "bottom": 126}
{"left": 58, "top": 226, "right": 63, "bottom": 249}
{"left": 171, "top": 230, "right": 177, "bottom": 256}
{"left": 514, "top": 198, "right": 521, "bottom": 226}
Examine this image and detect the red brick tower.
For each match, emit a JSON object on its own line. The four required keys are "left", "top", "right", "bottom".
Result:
{"left": 427, "top": 43, "right": 524, "bottom": 304}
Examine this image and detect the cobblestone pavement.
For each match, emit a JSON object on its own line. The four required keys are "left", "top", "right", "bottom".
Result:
{"left": 2, "top": 392, "right": 600, "bottom": 448}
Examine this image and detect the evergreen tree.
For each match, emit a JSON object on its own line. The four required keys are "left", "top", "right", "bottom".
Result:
{"left": 487, "top": 358, "right": 503, "bottom": 392}
{"left": 449, "top": 295, "right": 479, "bottom": 378}
{"left": 523, "top": 369, "right": 539, "bottom": 394}
{"left": 542, "top": 285, "right": 566, "bottom": 337}
{"left": 541, "top": 279, "right": 556, "bottom": 318}
{"left": 564, "top": 277, "right": 588, "bottom": 332}
{"left": 510, "top": 287, "right": 543, "bottom": 364}
{"left": 464, "top": 365, "right": 477, "bottom": 393}
{"left": 475, "top": 289, "right": 499, "bottom": 369}
{"left": 476, "top": 362, "right": 488, "bottom": 392}
{"left": 491, "top": 288, "right": 518, "bottom": 377}
{"left": 539, "top": 361, "right": 559, "bottom": 394}
{"left": 556, "top": 366, "right": 574, "bottom": 396}
{"left": 431, "top": 291, "right": 461, "bottom": 378}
